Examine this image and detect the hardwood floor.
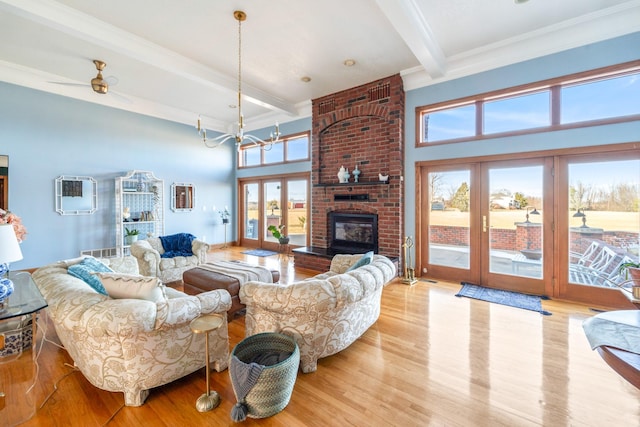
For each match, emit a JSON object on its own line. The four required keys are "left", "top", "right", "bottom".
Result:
{"left": 8, "top": 247, "right": 640, "bottom": 426}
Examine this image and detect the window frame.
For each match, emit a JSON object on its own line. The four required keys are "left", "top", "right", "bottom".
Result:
{"left": 416, "top": 60, "right": 640, "bottom": 147}
{"left": 238, "top": 131, "right": 310, "bottom": 168}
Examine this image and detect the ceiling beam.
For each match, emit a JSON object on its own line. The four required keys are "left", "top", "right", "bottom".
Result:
{"left": 375, "top": 0, "right": 447, "bottom": 78}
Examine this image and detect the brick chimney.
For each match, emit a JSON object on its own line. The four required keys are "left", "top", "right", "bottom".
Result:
{"left": 294, "top": 74, "right": 405, "bottom": 271}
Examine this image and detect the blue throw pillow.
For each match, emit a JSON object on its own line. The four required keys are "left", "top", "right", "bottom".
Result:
{"left": 67, "top": 257, "right": 113, "bottom": 295}
{"left": 346, "top": 251, "right": 374, "bottom": 272}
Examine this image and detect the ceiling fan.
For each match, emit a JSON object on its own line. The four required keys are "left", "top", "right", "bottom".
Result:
{"left": 50, "top": 59, "right": 130, "bottom": 102}
{"left": 89, "top": 59, "right": 114, "bottom": 94}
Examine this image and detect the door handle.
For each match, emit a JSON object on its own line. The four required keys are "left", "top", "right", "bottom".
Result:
{"left": 483, "top": 215, "right": 487, "bottom": 233}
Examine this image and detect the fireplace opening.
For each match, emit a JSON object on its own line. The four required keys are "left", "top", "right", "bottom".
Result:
{"left": 329, "top": 212, "right": 378, "bottom": 254}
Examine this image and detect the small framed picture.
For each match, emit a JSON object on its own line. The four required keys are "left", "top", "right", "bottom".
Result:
{"left": 62, "top": 180, "right": 83, "bottom": 197}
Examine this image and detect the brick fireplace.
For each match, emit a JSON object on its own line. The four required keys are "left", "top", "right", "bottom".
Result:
{"left": 293, "top": 74, "right": 405, "bottom": 271}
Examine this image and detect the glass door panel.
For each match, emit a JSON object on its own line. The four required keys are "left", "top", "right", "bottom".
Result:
{"left": 264, "top": 181, "right": 282, "bottom": 243}
{"left": 243, "top": 183, "right": 259, "bottom": 241}
{"left": 428, "top": 170, "right": 471, "bottom": 269}
{"left": 488, "top": 165, "right": 544, "bottom": 279}
{"left": 287, "top": 179, "right": 308, "bottom": 247}
{"left": 566, "top": 159, "right": 639, "bottom": 290}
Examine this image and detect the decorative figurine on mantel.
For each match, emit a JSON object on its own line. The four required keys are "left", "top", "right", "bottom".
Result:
{"left": 352, "top": 165, "right": 361, "bottom": 183}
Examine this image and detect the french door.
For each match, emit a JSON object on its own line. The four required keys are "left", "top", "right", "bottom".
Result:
{"left": 419, "top": 146, "right": 639, "bottom": 306}
{"left": 421, "top": 158, "right": 551, "bottom": 295}
{"left": 238, "top": 173, "right": 310, "bottom": 250}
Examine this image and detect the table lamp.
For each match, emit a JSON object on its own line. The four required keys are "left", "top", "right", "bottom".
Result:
{"left": 0, "top": 223, "right": 24, "bottom": 306}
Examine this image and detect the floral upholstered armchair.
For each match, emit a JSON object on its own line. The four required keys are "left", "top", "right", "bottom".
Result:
{"left": 240, "top": 254, "right": 396, "bottom": 373}
{"left": 32, "top": 255, "right": 231, "bottom": 406}
{"left": 130, "top": 233, "right": 209, "bottom": 283}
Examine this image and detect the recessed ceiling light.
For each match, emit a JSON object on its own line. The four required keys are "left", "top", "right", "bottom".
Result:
{"left": 514, "top": 0, "right": 529, "bottom": 3}
{"left": 301, "top": 76, "right": 311, "bottom": 83}
{"left": 343, "top": 59, "right": 356, "bottom": 67}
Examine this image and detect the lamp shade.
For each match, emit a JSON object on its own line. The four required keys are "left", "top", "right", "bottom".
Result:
{"left": 0, "top": 224, "right": 23, "bottom": 264}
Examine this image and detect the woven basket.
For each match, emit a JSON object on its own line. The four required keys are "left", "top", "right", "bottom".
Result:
{"left": 230, "top": 332, "right": 300, "bottom": 419}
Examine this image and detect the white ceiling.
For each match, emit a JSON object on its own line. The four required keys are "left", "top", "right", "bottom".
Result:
{"left": 1, "top": 0, "right": 639, "bottom": 134}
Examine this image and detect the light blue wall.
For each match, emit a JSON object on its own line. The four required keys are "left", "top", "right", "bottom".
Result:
{"left": 1, "top": 83, "right": 235, "bottom": 269}
{"left": 403, "top": 32, "right": 640, "bottom": 243}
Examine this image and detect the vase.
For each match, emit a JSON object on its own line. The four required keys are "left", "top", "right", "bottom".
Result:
{"left": 352, "top": 165, "right": 361, "bottom": 183}
{"left": 337, "top": 166, "right": 347, "bottom": 183}
{"left": 0, "top": 263, "right": 14, "bottom": 305}
{"left": 628, "top": 267, "right": 640, "bottom": 283}
{"left": 0, "top": 277, "right": 14, "bottom": 302}
{"left": 124, "top": 235, "right": 138, "bottom": 245}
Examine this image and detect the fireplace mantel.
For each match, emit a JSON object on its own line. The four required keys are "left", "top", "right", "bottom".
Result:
{"left": 313, "top": 181, "right": 390, "bottom": 188}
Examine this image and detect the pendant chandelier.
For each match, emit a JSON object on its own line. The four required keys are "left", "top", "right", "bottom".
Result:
{"left": 197, "top": 10, "right": 280, "bottom": 151}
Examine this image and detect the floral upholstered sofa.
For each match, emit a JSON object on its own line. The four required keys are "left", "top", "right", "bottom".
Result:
{"left": 130, "top": 233, "right": 209, "bottom": 283}
{"left": 32, "top": 255, "right": 231, "bottom": 406}
{"left": 240, "top": 254, "right": 396, "bottom": 373}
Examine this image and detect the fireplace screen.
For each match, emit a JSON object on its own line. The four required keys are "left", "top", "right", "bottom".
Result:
{"left": 330, "top": 212, "right": 378, "bottom": 254}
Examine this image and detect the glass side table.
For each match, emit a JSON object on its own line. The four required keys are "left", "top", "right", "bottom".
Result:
{"left": 190, "top": 314, "right": 224, "bottom": 412}
{"left": 0, "top": 271, "right": 48, "bottom": 426}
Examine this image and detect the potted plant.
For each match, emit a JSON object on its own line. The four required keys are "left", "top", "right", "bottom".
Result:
{"left": 619, "top": 260, "right": 640, "bottom": 282}
{"left": 220, "top": 207, "right": 230, "bottom": 224}
{"left": 124, "top": 227, "right": 139, "bottom": 245}
{"left": 267, "top": 224, "right": 289, "bottom": 244}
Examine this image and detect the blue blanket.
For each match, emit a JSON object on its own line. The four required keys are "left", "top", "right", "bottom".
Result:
{"left": 159, "top": 233, "right": 196, "bottom": 258}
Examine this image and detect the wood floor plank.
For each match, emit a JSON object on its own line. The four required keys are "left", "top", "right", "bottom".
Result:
{"left": 7, "top": 246, "right": 639, "bottom": 426}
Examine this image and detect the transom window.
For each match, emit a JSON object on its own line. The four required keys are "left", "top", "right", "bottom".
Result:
{"left": 239, "top": 131, "right": 310, "bottom": 168}
{"left": 418, "top": 61, "right": 640, "bottom": 145}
